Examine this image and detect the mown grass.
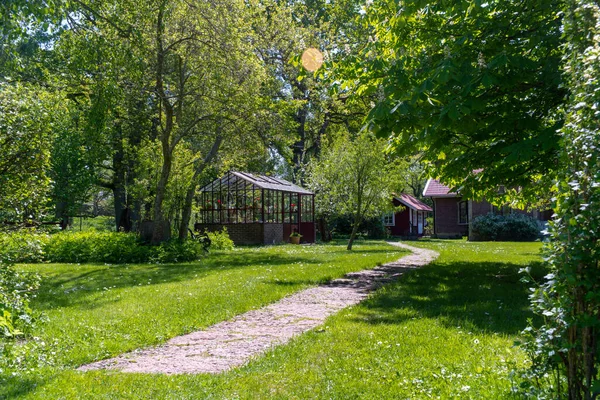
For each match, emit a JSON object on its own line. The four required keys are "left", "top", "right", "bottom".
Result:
{"left": 5, "top": 240, "right": 545, "bottom": 399}
{"left": 1, "top": 240, "right": 406, "bottom": 399}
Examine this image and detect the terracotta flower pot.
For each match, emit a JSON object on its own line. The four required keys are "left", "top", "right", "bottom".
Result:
{"left": 290, "top": 236, "right": 301, "bottom": 245}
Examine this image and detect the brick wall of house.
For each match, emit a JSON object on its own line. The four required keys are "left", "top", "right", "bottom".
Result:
{"left": 433, "top": 197, "right": 468, "bottom": 238}
{"left": 471, "top": 200, "right": 493, "bottom": 219}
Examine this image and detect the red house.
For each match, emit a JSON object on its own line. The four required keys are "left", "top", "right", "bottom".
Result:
{"left": 384, "top": 194, "right": 432, "bottom": 237}
{"left": 423, "top": 178, "right": 552, "bottom": 238}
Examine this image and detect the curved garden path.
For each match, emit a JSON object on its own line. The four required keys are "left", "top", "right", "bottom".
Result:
{"left": 79, "top": 242, "right": 438, "bottom": 375}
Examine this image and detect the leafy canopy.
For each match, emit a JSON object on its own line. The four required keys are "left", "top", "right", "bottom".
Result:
{"left": 342, "top": 0, "right": 565, "bottom": 206}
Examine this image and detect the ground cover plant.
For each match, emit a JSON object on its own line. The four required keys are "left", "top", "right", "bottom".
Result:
{"left": 0, "top": 240, "right": 405, "bottom": 398}
{"left": 2, "top": 239, "right": 546, "bottom": 399}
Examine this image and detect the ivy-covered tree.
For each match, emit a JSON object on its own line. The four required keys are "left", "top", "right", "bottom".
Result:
{"left": 522, "top": 1, "right": 600, "bottom": 398}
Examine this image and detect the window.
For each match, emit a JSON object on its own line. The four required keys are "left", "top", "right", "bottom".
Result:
{"left": 458, "top": 201, "right": 469, "bottom": 225}
{"left": 300, "top": 195, "right": 314, "bottom": 223}
{"left": 382, "top": 212, "right": 395, "bottom": 226}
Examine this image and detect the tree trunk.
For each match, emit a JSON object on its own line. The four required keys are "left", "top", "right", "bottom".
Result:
{"left": 113, "top": 184, "right": 128, "bottom": 232}
{"left": 318, "top": 217, "right": 332, "bottom": 242}
{"left": 178, "top": 134, "right": 222, "bottom": 240}
{"left": 347, "top": 217, "right": 361, "bottom": 250}
{"left": 55, "top": 200, "right": 70, "bottom": 230}
{"left": 151, "top": 146, "right": 172, "bottom": 244}
{"left": 151, "top": 2, "right": 174, "bottom": 245}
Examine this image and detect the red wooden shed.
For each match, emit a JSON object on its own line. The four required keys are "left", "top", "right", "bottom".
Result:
{"left": 384, "top": 194, "right": 432, "bottom": 237}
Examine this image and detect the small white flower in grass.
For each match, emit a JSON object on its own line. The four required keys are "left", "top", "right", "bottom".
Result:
{"left": 461, "top": 385, "right": 471, "bottom": 392}
{"left": 473, "top": 339, "right": 480, "bottom": 345}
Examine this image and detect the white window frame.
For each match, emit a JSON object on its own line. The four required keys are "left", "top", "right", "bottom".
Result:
{"left": 382, "top": 212, "right": 395, "bottom": 227}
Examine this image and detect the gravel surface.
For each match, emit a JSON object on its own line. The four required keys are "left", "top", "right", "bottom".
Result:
{"left": 79, "top": 242, "right": 438, "bottom": 374}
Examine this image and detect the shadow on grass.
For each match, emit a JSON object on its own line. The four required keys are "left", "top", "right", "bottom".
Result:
{"left": 0, "top": 374, "right": 45, "bottom": 400}
{"left": 353, "top": 260, "right": 547, "bottom": 335}
{"left": 32, "top": 246, "right": 401, "bottom": 311}
{"left": 264, "top": 277, "right": 334, "bottom": 287}
{"left": 32, "top": 251, "right": 323, "bottom": 310}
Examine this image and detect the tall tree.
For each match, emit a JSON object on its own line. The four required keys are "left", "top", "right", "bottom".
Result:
{"left": 254, "top": 0, "right": 373, "bottom": 183}
{"left": 148, "top": 0, "right": 268, "bottom": 243}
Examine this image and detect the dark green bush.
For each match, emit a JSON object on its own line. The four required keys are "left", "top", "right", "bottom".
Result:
{"left": 45, "top": 232, "right": 210, "bottom": 264}
{"left": 149, "top": 239, "right": 205, "bottom": 263}
{"left": 329, "top": 214, "right": 386, "bottom": 239}
{"left": 471, "top": 213, "right": 541, "bottom": 241}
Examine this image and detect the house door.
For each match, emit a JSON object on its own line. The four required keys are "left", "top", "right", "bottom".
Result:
{"left": 417, "top": 212, "right": 424, "bottom": 235}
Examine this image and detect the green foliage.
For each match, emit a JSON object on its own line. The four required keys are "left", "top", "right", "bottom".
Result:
{"left": 343, "top": 0, "right": 565, "bottom": 207}
{"left": 149, "top": 240, "right": 205, "bottom": 264}
{"left": 0, "top": 230, "right": 209, "bottom": 265}
{"left": 0, "top": 83, "right": 57, "bottom": 220}
{"left": 519, "top": 2, "right": 600, "bottom": 398}
{"left": 424, "top": 216, "right": 434, "bottom": 236}
{"left": 0, "top": 231, "right": 48, "bottom": 264}
{"left": 204, "top": 228, "right": 234, "bottom": 251}
{"left": 308, "top": 132, "right": 407, "bottom": 249}
{"left": 50, "top": 109, "right": 98, "bottom": 223}
{"left": 470, "top": 213, "right": 541, "bottom": 242}
{"left": 0, "top": 263, "right": 40, "bottom": 339}
{"left": 328, "top": 214, "right": 387, "bottom": 239}
{"left": 44, "top": 232, "right": 146, "bottom": 264}
{"left": 43, "top": 232, "right": 206, "bottom": 264}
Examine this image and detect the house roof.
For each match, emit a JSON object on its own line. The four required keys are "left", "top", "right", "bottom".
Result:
{"left": 394, "top": 193, "right": 433, "bottom": 212}
{"left": 200, "top": 171, "right": 313, "bottom": 195}
{"left": 422, "top": 178, "right": 458, "bottom": 198}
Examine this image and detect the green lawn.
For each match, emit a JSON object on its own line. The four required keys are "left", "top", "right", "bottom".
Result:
{"left": 1, "top": 240, "right": 406, "bottom": 399}
{"left": 3, "top": 239, "right": 545, "bottom": 399}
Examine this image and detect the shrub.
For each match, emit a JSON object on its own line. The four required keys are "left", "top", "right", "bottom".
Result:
{"left": 0, "top": 262, "right": 40, "bottom": 338}
{"left": 0, "top": 231, "right": 48, "bottom": 264}
{"left": 44, "top": 231, "right": 147, "bottom": 264}
{"left": 149, "top": 239, "right": 205, "bottom": 263}
{"left": 44, "top": 232, "right": 208, "bottom": 264}
{"left": 0, "top": 230, "right": 216, "bottom": 265}
{"left": 204, "top": 228, "right": 234, "bottom": 251}
{"left": 328, "top": 214, "right": 386, "bottom": 239}
{"left": 470, "top": 213, "right": 541, "bottom": 241}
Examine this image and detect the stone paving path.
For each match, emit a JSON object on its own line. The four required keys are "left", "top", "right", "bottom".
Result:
{"left": 79, "top": 242, "right": 438, "bottom": 375}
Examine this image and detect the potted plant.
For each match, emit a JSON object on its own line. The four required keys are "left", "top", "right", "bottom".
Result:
{"left": 289, "top": 231, "right": 302, "bottom": 245}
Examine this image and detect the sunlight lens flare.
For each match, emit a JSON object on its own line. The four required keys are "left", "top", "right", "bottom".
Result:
{"left": 301, "top": 48, "right": 324, "bottom": 72}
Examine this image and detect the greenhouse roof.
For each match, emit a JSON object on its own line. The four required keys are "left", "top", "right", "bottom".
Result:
{"left": 200, "top": 171, "right": 313, "bottom": 195}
